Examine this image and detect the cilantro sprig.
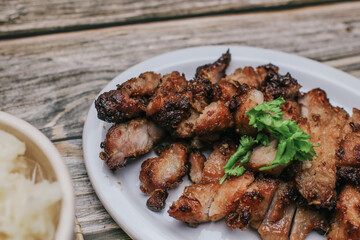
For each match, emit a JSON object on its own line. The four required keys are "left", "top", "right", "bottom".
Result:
{"left": 220, "top": 97, "right": 318, "bottom": 183}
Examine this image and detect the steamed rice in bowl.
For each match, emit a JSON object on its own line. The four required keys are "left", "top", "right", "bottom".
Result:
{"left": 0, "top": 129, "right": 62, "bottom": 239}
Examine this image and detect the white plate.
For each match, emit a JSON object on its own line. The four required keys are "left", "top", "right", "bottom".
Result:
{"left": 83, "top": 46, "right": 360, "bottom": 240}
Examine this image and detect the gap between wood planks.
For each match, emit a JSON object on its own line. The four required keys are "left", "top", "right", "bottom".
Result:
{"left": 0, "top": 0, "right": 354, "bottom": 40}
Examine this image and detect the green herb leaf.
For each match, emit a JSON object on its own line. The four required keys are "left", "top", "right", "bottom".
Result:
{"left": 247, "top": 97, "right": 318, "bottom": 170}
{"left": 223, "top": 136, "right": 256, "bottom": 170}
{"left": 220, "top": 97, "right": 319, "bottom": 183}
{"left": 220, "top": 166, "right": 246, "bottom": 184}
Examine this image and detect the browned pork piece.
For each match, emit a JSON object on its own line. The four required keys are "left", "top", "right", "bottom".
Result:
{"left": 174, "top": 109, "right": 200, "bottom": 139}
{"left": 209, "top": 172, "right": 255, "bottom": 221}
{"left": 221, "top": 63, "right": 278, "bottom": 91}
{"left": 168, "top": 182, "right": 221, "bottom": 226}
{"left": 233, "top": 89, "right": 265, "bottom": 136}
{"left": 336, "top": 108, "right": 360, "bottom": 186}
{"left": 95, "top": 72, "right": 161, "bottom": 123}
{"left": 258, "top": 182, "right": 297, "bottom": 240}
{"left": 256, "top": 64, "right": 279, "bottom": 83}
{"left": 195, "top": 50, "right": 231, "bottom": 84}
{"left": 296, "top": 89, "right": 350, "bottom": 208}
{"left": 248, "top": 139, "right": 285, "bottom": 176}
{"left": 140, "top": 143, "right": 189, "bottom": 211}
{"left": 100, "top": 118, "right": 163, "bottom": 169}
{"left": 187, "top": 78, "right": 219, "bottom": 113}
{"left": 260, "top": 71, "right": 301, "bottom": 101}
{"left": 328, "top": 185, "right": 360, "bottom": 240}
{"left": 248, "top": 100, "right": 303, "bottom": 176}
{"left": 226, "top": 176, "right": 279, "bottom": 230}
{"left": 168, "top": 139, "right": 251, "bottom": 226}
{"left": 202, "top": 140, "right": 237, "bottom": 183}
{"left": 189, "top": 151, "right": 207, "bottom": 184}
{"left": 146, "top": 71, "right": 192, "bottom": 132}
{"left": 289, "top": 203, "right": 329, "bottom": 240}
{"left": 168, "top": 173, "right": 254, "bottom": 226}
{"left": 194, "top": 101, "right": 234, "bottom": 140}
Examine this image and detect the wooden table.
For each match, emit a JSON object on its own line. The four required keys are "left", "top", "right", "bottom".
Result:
{"left": 1, "top": 1, "right": 360, "bottom": 239}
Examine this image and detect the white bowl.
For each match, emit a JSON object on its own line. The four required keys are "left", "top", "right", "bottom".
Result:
{"left": 0, "top": 111, "right": 74, "bottom": 240}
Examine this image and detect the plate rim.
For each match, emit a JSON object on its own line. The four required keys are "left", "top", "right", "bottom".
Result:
{"left": 83, "top": 45, "right": 360, "bottom": 240}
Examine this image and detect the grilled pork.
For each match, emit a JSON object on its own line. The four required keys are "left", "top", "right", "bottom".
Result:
{"left": 202, "top": 140, "right": 237, "bottom": 183}
{"left": 226, "top": 177, "right": 279, "bottom": 230}
{"left": 168, "top": 182, "right": 221, "bottom": 226}
{"left": 189, "top": 151, "right": 207, "bottom": 184}
{"left": 296, "top": 89, "right": 349, "bottom": 208}
{"left": 209, "top": 172, "right": 255, "bottom": 221}
{"left": 146, "top": 71, "right": 192, "bottom": 132}
{"left": 233, "top": 89, "right": 265, "bottom": 136}
{"left": 194, "top": 101, "right": 234, "bottom": 140}
{"left": 195, "top": 50, "right": 231, "bottom": 84}
{"left": 140, "top": 143, "right": 188, "bottom": 211}
{"left": 100, "top": 118, "right": 163, "bottom": 169}
{"left": 258, "top": 182, "right": 297, "bottom": 240}
{"left": 261, "top": 71, "right": 301, "bottom": 101}
{"left": 95, "top": 72, "right": 161, "bottom": 123}
{"left": 290, "top": 204, "right": 329, "bottom": 240}
{"left": 328, "top": 185, "right": 360, "bottom": 240}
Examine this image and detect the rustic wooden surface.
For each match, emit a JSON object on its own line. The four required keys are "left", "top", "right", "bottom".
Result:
{"left": 1, "top": 1, "right": 360, "bottom": 239}
{"left": 1, "top": 0, "right": 338, "bottom": 38}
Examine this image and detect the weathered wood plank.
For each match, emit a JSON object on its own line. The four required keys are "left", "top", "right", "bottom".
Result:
{"left": 1, "top": 2, "right": 360, "bottom": 142}
{"left": 55, "top": 139, "right": 129, "bottom": 239}
{"left": 0, "top": 0, "right": 339, "bottom": 38}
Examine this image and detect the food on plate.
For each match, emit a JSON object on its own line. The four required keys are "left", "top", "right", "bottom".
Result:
{"left": 100, "top": 118, "right": 163, "bottom": 169}
{"left": 95, "top": 50, "right": 360, "bottom": 239}
{"left": 188, "top": 150, "right": 206, "bottom": 184}
{"left": 327, "top": 185, "right": 360, "bottom": 240}
{"left": 225, "top": 176, "right": 279, "bottom": 230}
{"left": 0, "top": 130, "right": 61, "bottom": 239}
{"left": 257, "top": 182, "right": 297, "bottom": 240}
{"left": 139, "top": 143, "right": 188, "bottom": 211}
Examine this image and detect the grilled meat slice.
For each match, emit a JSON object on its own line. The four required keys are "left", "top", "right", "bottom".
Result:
{"left": 248, "top": 139, "right": 286, "bottom": 176}
{"left": 100, "top": 118, "right": 163, "bottom": 169}
{"left": 258, "top": 182, "right": 297, "bottom": 240}
{"left": 290, "top": 204, "right": 329, "bottom": 240}
{"left": 146, "top": 71, "right": 191, "bottom": 131}
{"left": 281, "top": 99, "right": 302, "bottom": 121}
{"left": 336, "top": 126, "right": 360, "bottom": 168}
{"left": 350, "top": 108, "right": 360, "bottom": 129}
{"left": 226, "top": 177, "right": 279, "bottom": 230}
{"left": 296, "top": 89, "right": 349, "bottom": 208}
{"left": 202, "top": 140, "right": 237, "bottom": 183}
{"left": 169, "top": 173, "right": 254, "bottom": 225}
{"left": 261, "top": 71, "right": 301, "bottom": 100}
{"left": 328, "top": 185, "right": 360, "bottom": 240}
{"left": 195, "top": 50, "right": 231, "bottom": 84}
{"left": 194, "top": 101, "right": 234, "bottom": 140}
{"left": 209, "top": 172, "right": 255, "bottom": 221}
{"left": 233, "top": 89, "right": 265, "bottom": 136}
{"left": 189, "top": 151, "right": 206, "bottom": 184}
{"left": 174, "top": 109, "right": 200, "bottom": 139}
{"left": 140, "top": 143, "right": 188, "bottom": 195}
{"left": 222, "top": 67, "right": 261, "bottom": 89}
{"left": 187, "top": 78, "right": 216, "bottom": 112}
{"left": 337, "top": 166, "right": 360, "bottom": 186}
{"left": 335, "top": 108, "right": 360, "bottom": 186}
{"left": 147, "top": 189, "right": 168, "bottom": 212}
{"left": 168, "top": 182, "right": 221, "bottom": 226}
{"left": 256, "top": 64, "right": 279, "bottom": 84}
{"left": 168, "top": 139, "right": 239, "bottom": 225}
{"left": 95, "top": 72, "right": 161, "bottom": 123}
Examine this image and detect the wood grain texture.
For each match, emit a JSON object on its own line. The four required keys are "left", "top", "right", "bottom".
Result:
{"left": 1, "top": 2, "right": 360, "bottom": 239}
{"left": 1, "top": 2, "right": 360, "bottom": 141}
{"left": 0, "top": 0, "right": 337, "bottom": 38}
